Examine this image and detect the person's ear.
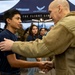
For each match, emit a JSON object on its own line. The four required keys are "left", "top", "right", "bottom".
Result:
{"left": 6, "top": 18, "right": 11, "bottom": 24}
{"left": 58, "top": 5, "right": 62, "bottom": 13}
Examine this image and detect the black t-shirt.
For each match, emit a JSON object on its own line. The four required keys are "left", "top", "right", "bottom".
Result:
{"left": 0, "top": 29, "right": 20, "bottom": 73}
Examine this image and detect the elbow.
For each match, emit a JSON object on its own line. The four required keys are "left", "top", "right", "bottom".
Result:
{"left": 9, "top": 61, "right": 19, "bottom": 68}
{"left": 10, "top": 63, "right": 17, "bottom": 68}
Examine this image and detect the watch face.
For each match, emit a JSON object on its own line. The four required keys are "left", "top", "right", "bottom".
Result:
{"left": 0, "top": 0, "right": 20, "bottom": 13}
{"left": 68, "top": 0, "right": 75, "bottom": 5}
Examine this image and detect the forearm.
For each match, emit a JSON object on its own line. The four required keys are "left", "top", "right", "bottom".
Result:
{"left": 10, "top": 59, "right": 41, "bottom": 68}
{"left": 12, "top": 40, "right": 49, "bottom": 58}
{"left": 12, "top": 25, "right": 73, "bottom": 58}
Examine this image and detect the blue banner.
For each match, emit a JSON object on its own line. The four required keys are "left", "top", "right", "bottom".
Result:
{"left": 0, "top": 0, "right": 75, "bottom": 15}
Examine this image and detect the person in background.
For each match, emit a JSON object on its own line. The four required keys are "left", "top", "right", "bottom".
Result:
{"left": 15, "top": 24, "right": 25, "bottom": 41}
{"left": 22, "top": 27, "right": 29, "bottom": 41}
{"left": 0, "top": 0, "right": 75, "bottom": 75}
{"left": 0, "top": 9, "right": 50, "bottom": 75}
{"left": 39, "top": 28, "right": 48, "bottom": 61}
{"left": 40, "top": 28, "right": 48, "bottom": 38}
{"left": 26, "top": 24, "right": 42, "bottom": 75}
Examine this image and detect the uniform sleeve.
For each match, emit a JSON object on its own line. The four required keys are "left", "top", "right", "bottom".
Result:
{"left": 12, "top": 25, "right": 74, "bottom": 58}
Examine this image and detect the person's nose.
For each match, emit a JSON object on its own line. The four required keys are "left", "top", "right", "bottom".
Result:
{"left": 19, "top": 19, "right": 22, "bottom": 23}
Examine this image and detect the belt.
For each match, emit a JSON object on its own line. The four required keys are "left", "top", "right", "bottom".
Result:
{"left": 0, "top": 72, "right": 20, "bottom": 75}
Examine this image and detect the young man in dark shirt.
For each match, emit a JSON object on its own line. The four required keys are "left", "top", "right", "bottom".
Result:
{"left": 0, "top": 9, "right": 46, "bottom": 75}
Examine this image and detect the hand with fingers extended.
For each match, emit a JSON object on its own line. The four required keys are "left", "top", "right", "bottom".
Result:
{"left": 0, "top": 38, "right": 14, "bottom": 51}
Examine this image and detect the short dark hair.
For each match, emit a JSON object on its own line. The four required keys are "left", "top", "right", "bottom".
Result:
{"left": 3, "top": 9, "right": 21, "bottom": 25}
